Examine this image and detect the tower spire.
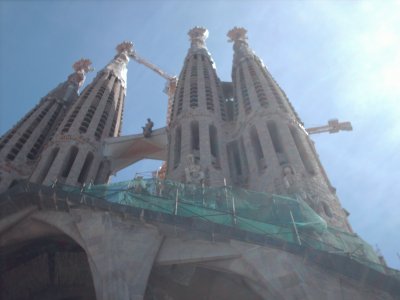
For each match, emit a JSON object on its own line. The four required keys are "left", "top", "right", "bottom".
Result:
{"left": 105, "top": 41, "right": 134, "bottom": 88}
{"left": 0, "top": 59, "right": 92, "bottom": 192}
{"left": 31, "top": 42, "right": 133, "bottom": 187}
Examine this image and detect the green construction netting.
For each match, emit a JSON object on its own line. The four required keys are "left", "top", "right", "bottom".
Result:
{"left": 61, "top": 178, "right": 399, "bottom": 277}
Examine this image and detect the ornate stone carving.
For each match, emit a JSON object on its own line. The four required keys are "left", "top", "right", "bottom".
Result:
{"left": 184, "top": 154, "right": 204, "bottom": 185}
{"left": 227, "top": 27, "right": 248, "bottom": 43}
{"left": 188, "top": 27, "right": 209, "bottom": 49}
{"left": 72, "top": 58, "right": 93, "bottom": 74}
{"left": 68, "top": 58, "right": 93, "bottom": 88}
{"left": 105, "top": 41, "right": 135, "bottom": 88}
{"left": 116, "top": 41, "right": 134, "bottom": 55}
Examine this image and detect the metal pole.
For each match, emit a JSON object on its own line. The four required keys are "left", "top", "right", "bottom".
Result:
{"left": 175, "top": 189, "right": 179, "bottom": 215}
{"left": 202, "top": 182, "right": 205, "bottom": 207}
{"left": 290, "top": 210, "right": 301, "bottom": 246}
{"left": 224, "top": 178, "right": 228, "bottom": 210}
{"left": 232, "top": 195, "right": 237, "bottom": 225}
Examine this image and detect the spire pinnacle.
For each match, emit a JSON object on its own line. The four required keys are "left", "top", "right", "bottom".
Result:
{"left": 105, "top": 41, "right": 134, "bottom": 88}
{"left": 68, "top": 58, "right": 93, "bottom": 88}
{"left": 227, "top": 27, "right": 248, "bottom": 45}
{"left": 188, "top": 27, "right": 209, "bottom": 50}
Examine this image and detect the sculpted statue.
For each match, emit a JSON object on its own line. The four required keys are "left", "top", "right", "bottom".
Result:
{"left": 282, "top": 165, "right": 295, "bottom": 188}
{"left": 184, "top": 154, "right": 204, "bottom": 185}
{"left": 142, "top": 118, "right": 154, "bottom": 138}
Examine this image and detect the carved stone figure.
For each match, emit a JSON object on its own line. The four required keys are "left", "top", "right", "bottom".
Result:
{"left": 184, "top": 154, "right": 204, "bottom": 185}
{"left": 282, "top": 165, "right": 295, "bottom": 189}
{"left": 142, "top": 118, "right": 154, "bottom": 137}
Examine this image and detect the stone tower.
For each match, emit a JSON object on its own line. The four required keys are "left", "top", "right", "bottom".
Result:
{"left": 30, "top": 42, "right": 133, "bottom": 187}
{"left": 0, "top": 59, "right": 92, "bottom": 193}
{"left": 226, "top": 27, "right": 352, "bottom": 231}
{"left": 167, "top": 27, "right": 230, "bottom": 186}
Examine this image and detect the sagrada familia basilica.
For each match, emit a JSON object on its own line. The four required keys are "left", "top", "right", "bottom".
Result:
{"left": 0, "top": 27, "right": 399, "bottom": 299}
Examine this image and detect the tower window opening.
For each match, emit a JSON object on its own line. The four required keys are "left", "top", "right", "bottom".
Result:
{"left": 36, "top": 147, "right": 59, "bottom": 183}
{"left": 191, "top": 121, "right": 200, "bottom": 160}
{"left": 227, "top": 139, "right": 249, "bottom": 186}
{"left": 78, "top": 152, "right": 94, "bottom": 184}
{"left": 209, "top": 125, "right": 220, "bottom": 168}
{"left": 94, "top": 160, "right": 111, "bottom": 184}
{"left": 227, "top": 141, "right": 242, "bottom": 176}
{"left": 289, "top": 126, "right": 315, "bottom": 175}
{"left": 61, "top": 146, "right": 78, "bottom": 178}
{"left": 218, "top": 95, "right": 227, "bottom": 121}
{"left": 250, "top": 127, "right": 266, "bottom": 171}
{"left": 173, "top": 127, "right": 181, "bottom": 169}
{"left": 239, "top": 68, "right": 251, "bottom": 114}
{"left": 267, "top": 121, "right": 287, "bottom": 165}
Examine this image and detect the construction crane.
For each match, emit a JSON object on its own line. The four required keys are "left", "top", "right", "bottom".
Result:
{"left": 306, "top": 119, "right": 353, "bottom": 135}
{"left": 128, "top": 48, "right": 177, "bottom": 126}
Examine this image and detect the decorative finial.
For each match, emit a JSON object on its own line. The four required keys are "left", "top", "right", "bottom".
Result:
{"left": 227, "top": 27, "right": 248, "bottom": 43}
{"left": 188, "top": 27, "right": 209, "bottom": 49}
{"left": 72, "top": 58, "right": 94, "bottom": 74}
{"left": 116, "top": 41, "right": 134, "bottom": 55}
{"left": 68, "top": 58, "right": 93, "bottom": 88}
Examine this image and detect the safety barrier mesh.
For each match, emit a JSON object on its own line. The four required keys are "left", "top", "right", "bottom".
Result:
{"left": 60, "top": 178, "right": 400, "bottom": 278}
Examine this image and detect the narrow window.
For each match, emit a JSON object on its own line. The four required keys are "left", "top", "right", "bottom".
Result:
{"left": 289, "top": 126, "right": 315, "bottom": 175}
{"left": 94, "top": 161, "right": 106, "bottom": 184}
{"left": 250, "top": 127, "right": 266, "bottom": 170}
{"left": 267, "top": 121, "right": 287, "bottom": 165}
{"left": 227, "top": 140, "right": 249, "bottom": 185}
{"left": 36, "top": 147, "right": 59, "bottom": 183}
{"left": 78, "top": 152, "right": 94, "bottom": 184}
{"left": 227, "top": 141, "right": 242, "bottom": 177}
{"left": 191, "top": 121, "right": 200, "bottom": 153}
{"left": 61, "top": 146, "right": 78, "bottom": 178}
{"left": 173, "top": 127, "right": 181, "bottom": 169}
{"left": 209, "top": 125, "right": 220, "bottom": 168}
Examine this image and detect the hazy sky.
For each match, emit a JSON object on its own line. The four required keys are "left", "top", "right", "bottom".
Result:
{"left": 0, "top": 0, "right": 399, "bottom": 269}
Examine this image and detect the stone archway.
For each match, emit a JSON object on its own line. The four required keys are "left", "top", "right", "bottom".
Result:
{"left": 0, "top": 234, "right": 96, "bottom": 300}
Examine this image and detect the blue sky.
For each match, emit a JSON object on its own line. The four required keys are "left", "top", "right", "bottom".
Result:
{"left": 1, "top": 0, "right": 399, "bottom": 269}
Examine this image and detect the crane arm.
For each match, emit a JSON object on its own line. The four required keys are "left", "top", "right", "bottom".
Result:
{"left": 306, "top": 119, "right": 353, "bottom": 135}
{"left": 129, "top": 52, "right": 174, "bottom": 81}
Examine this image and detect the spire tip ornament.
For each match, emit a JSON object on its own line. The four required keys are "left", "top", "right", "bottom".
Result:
{"left": 227, "top": 27, "right": 248, "bottom": 43}
{"left": 68, "top": 58, "right": 93, "bottom": 88}
{"left": 116, "top": 41, "right": 134, "bottom": 56}
{"left": 188, "top": 27, "right": 209, "bottom": 49}
{"left": 72, "top": 58, "right": 94, "bottom": 74}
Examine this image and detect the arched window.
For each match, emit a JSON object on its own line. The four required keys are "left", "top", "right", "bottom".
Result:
{"left": 250, "top": 127, "right": 266, "bottom": 170}
{"left": 78, "top": 152, "right": 94, "bottom": 184}
{"left": 267, "top": 121, "right": 287, "bottom": 165}
{"left": 209, "top": 125, "right": 220, "bottom": 168}
{"left": 191, "top": 121, "right": 200, "bottom": 156}
{"left": 61, "top": 146, "right": 78, "bottom": 178}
